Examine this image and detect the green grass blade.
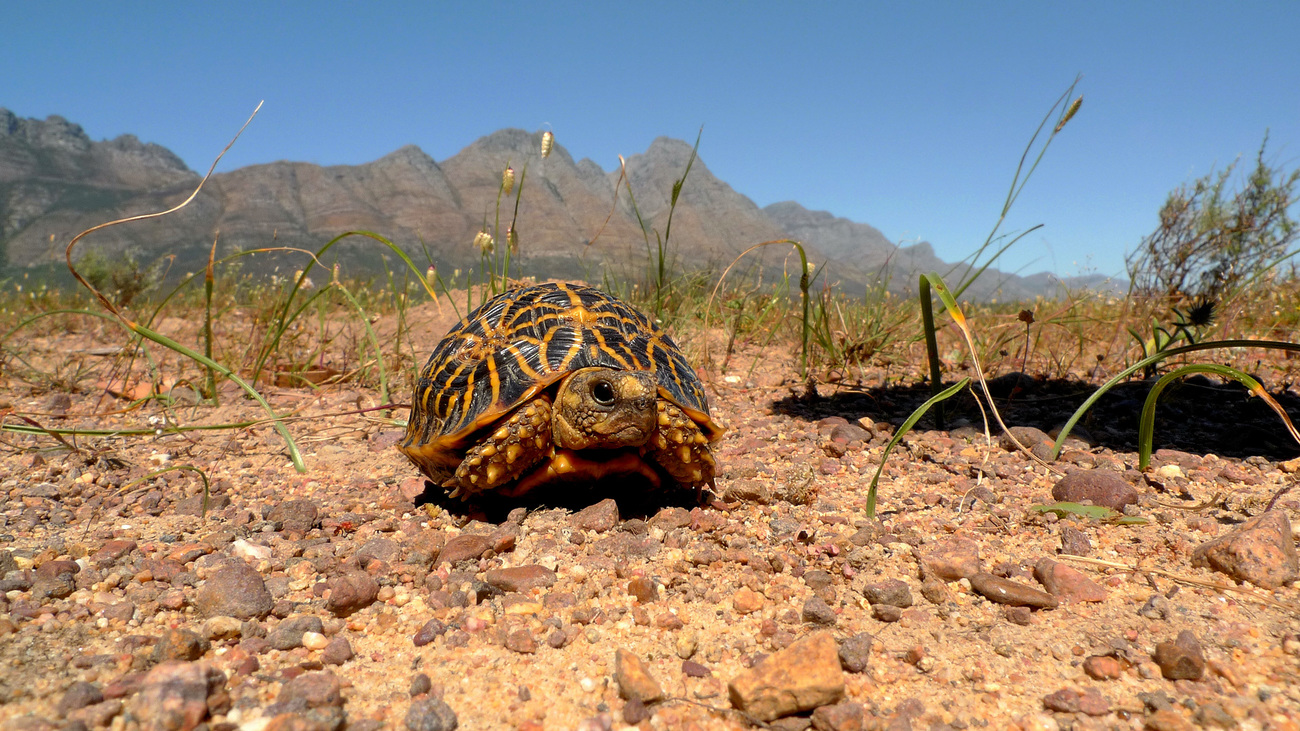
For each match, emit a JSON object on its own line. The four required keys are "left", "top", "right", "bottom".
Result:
{"left": 866, "top": 376, "right": 971, "bottom": 518}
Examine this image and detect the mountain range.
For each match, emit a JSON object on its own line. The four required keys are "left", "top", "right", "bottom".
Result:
{"left": 0, "top": 108, "right": 1121, "bottom": 300}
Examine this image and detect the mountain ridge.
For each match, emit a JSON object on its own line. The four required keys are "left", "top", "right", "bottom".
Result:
{"left": 0, "top": 108, "right": 1124, "bottom": 299}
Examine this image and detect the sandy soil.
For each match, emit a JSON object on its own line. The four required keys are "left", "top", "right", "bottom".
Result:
{"left": 1, "top": 298, "right": 1298, "bottom": 731}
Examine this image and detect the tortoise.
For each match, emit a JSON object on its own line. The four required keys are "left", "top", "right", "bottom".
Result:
{"left": 399, "top": 282, "right": 726, "bottom": 499}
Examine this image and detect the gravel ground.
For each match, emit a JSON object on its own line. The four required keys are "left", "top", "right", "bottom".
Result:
{"left": 1, "top": 301, "right": 1298, "bottom": 731}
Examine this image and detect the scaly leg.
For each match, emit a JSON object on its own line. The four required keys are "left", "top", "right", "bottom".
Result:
{"left": 451, "top": 398, "right": 553, "bottom": 498}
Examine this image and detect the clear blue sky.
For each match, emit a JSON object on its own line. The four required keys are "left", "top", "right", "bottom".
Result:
{"left": 7, "top": 3, "right": 1298, "bottom": 279}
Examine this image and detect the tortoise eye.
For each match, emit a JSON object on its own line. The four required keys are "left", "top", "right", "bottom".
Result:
{"left": 592, "top": 380, "right": 616, "bottom": 406}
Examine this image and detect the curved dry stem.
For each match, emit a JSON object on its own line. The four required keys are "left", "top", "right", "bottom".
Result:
{"left": 703, "top": 239, "right": 807, "bottom": 372}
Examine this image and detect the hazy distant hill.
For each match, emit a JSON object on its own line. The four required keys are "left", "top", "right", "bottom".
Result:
{"left": 0, "top": 108, "right": 1123, "bottom": 298}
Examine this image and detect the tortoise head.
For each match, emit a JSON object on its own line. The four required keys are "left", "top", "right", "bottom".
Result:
{"left": 552, "top": 367, "right": 657, "bottom": 450}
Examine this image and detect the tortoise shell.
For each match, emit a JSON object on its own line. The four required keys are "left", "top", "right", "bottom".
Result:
{"left": 400, "top": 282, "right": 723, "bottom": 481}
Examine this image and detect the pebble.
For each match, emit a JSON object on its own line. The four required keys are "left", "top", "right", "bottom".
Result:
{"left": 1144, "top": 709, "right": 1194, "bottom": 731}
{"left": 614, "top": 649, "right": 663, "bottom": 703}
{"left": 270, "top": 615, "right": 325, "bottom": 650}
{"left": 1033, "top": 558, "right": 1107, "bottom": 602}
{"left": 152, "top": 628, "right": 210, "bottom": 662}
{"left": 1152, "top": 630, "right": 1205, "bottom": 680}
{"left": 810, "top": 701, "right": 865, "bottom": 731}
{"left": 801, "top": 596, "right": 837, "bottom": 626}
{"left": 505, "top": 629, "right": 537, "bottom": 654}
{"left": 918, "top": 577, "right": 950, "bottom": 604}
{"left": 728, "top": 631, "right": 845, "bottom": 722}
{"left": 871, "top": 604, "right": 903, "bottom": 622}
{"left": 91, "top": 539, "right": 137, "bottom": 567}
{"left": 861, "top": 578, "right": 912, "bottom": 607}
{"left": 437, "top": 535, "right": 492, "bottom": 566}
{"left": 278, "top": 671, "right": 343, "bottom": 708}
{"left": 321, "top": 637, "right": 354, "bottom": 666}
{"left": 267, "top": 499, "right": 320, "bottom": 534}
{"left": 483, "top": 565, "right": 556, "bottom": 593}
{"left": 413, "top": 619, "right": 448, "bottom": 647}
{"left": 1191, "top": 510, "right": 1298, "bottom": 588}
{"left": 968, "top": 572, "right": 1058, "bottom": 608}
{"left": 626, "top": 576, "right": 658, "bottom": 603}
{"left": 571, "top": 499, "right": 620, "bottom": 532}
{"left": 1082, "top": 655, "right": 1123, "bottom": 680}
{"left": 1050, "top": 469, "right": 1138, "bottom": 511}
{"left": 919, "top": 537, "right": 982, "bottom": 580}
{"left": 999, "top": 425, "right": 1056, "bottom": 462}
{"left": 302, "top": 631, "right": 329, "bottom": 650}
{"left": 326, "top": 572, "right": 379, "bottom": 615}
{"left": 732, "top": 588, "right": 764, "bottom": 614}
{"left": 837, "top": 632, "right": 873, "bottom": 673}
{"left": 405, "top": 697, "right": 459, "bottom": 731}
{"left": 1058, "top": 525, "right": 1092, "bottom": 556}
{"left": 230, "top": 539, "right": 272, "bottom": 562}
{"left": 195, "top": 561, "right": 273, "bottom": 619}
{"left": 1042, "top": 688, "right": 1109, "bottom": 716}
{"left": 57, "top": 682, "right": 103, "bottom": 718}
{"left": 622, "top": 697, "right": 651, "bottom": 725}
{"left": 125, "top": 661, "right": 229, "bottom": 731}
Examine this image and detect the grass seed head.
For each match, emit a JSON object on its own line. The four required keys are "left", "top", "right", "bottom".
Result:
{"left": 503, "top": 166, "right": 516, "bottom": 195}
{"left": 1054, "top": 96, "right": 1083, "bottom": 133}
{"left": 473, "top": 230, "right": 495, "bottom": 253}
{"left": 541, "top": 131, "right": 554, "bottom": 158}
{"left": 506, "top": 224, "right": 519, "bottom": 254}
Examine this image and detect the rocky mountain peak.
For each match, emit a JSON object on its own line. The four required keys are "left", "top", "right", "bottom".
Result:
{"left": 0, "top": 108, "right": 92, "bottom": 152}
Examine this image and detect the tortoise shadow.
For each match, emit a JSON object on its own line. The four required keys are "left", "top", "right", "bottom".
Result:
{"left": 413, "top": 475, "right": 707, "bottom": 524}
{"left": 770, "top": 372, "right": 1300, "bottom": 462}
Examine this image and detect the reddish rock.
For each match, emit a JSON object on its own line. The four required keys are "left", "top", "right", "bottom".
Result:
{"left": 615, "top": 649, "right": 663, "bottom": 703}
{"left": 1191, "top": 510, "right": 1298, "bottom": 589}
{"left": 1082, "top": 655, "right": 1123, "bottom": 680}
{"left": 437, "top": 534, "right": 492, "bottom": 566}
{"left": 505, "top": 629, "right": 537, "bottom": 654}
{"left": 1050, "top": 469, "right": 1138, "bottom": 511}
{"left": 125, "top": 661, "right": 229, "bottom": 731}
{"left": 484, "top": 565, "right": 556, "bottom": 593}
{"left": 728, "top": 632, "right": 845, "bottom": 722}
{"left": 92, "top": 540, "right": 137, "bottom": 566}
{"left": 571, "top": 499, "right": 620, "bottom": 532}
{"left": 919, "top": 537, "right": 982, "bottom": 581}
{"left": 969, "top": 573, "right": 1058, "bottom": 608}
{"left": 1152, "top": 630, "right": 1205, "bottom": 680}
{"left": 1034, "top": 558, "right": 1107, "bottom": 602}
{"left": 325, "top": 572, "right": 379, "bottom": 616}
{"left": 626, "top": 577, "right": 659, "bottom": 603}
{"left": 194, "top": 562, "right": 272, "bottom": 620}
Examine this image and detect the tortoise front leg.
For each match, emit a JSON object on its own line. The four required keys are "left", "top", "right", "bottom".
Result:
{"left": 645, "top": 400, "right": 716, "bottom": 489}
{"left": 451, "top": 398, "right": 553, "bottom": 498}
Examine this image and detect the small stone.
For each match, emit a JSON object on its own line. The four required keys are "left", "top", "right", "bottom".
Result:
{"left": 269, "top": 615, "right": 325, "bottom": 651}
{"left": 682, "top": 660, "right": 711, "bottom": 678}
{"left": 201, "top": 616, "right": 243, "bottom": 641}
{"left": 92, "top": 540, "right": 137, "bottom": 567}
{"left": 811, "top": 701, "right": 865, "bottom": 731}
{"left": 125, "top": 661, "right": 228, "bottom": 731}
{"left": 267, "top": 500, "right": 319, "bottom": 534}
{"left": 1050, "top": 469, "right": 1138, "bottom": 511}
{"left": 321, "top": 637, "right": 353, "bottom": 666}
{"left": 614, "top": 649, "right": 663, "bottom": 703}
{"left": 626, "top": 577, "right": 658, "bottom": 603}
{"left": 919, "top": 537, "right": 982, "bottom": 581}
{"left": 1191, "top": 510, "right": 1298, "bottom": 589}
{"left": 732, "top": 588, "right": 764, "bottom": 614}
{"left": 861, "top": 579, "right": 912, "bottom": 607}
{"left": 969, "top": 572, "right": 1058, "bottom": 608}
{"left": 1194, "top": 703, "right": 1237, "bottom": 729}
{"left": 278, "top": 671, "right": 343, "bottom": 708}
{"left": 1033, "top": 558, "right": 1107, "bottom": 602}
{"left": 727, "top": 631, "right": 845, "bottom": 722}
{"left": 152, "top": 629, "right": 210, "bottom": 662}
{"left": 195, "top": 561, "right": 273, "bottom": 619}
{"left": 405, "top": 697, "right": 458, "bottom": 731}
{"left": 622, "top": 697, "right": 651, "bottom": 725}
{"left": 1042, "top": 688, "right": 1109, "bottom": 716}
{"left": 505, "top": 629, "right": 537, "bottom": 654}
{"left": 919, "top": 577, "right": 950, "bottom": 604}
{"left": 1138, "top": 594, "right": 1172, "bottom": 620}
{"left": 838, "top": 632, "right": 873, "bottom": 673}
{"left": 57, "top": 682, "right": 103, "bottom": 718}
{"left": 801, "top": 596, "right": 837, "bottom": 626}
{"left": 1004, "top": 606, "right": 1033, "bottom": 625}
{"left": 410, "top": 673, "right": 432, "bottom": 698}
{"left": 413, "top": 619, "right": 448, "bottom": 647}
{"left": 33, "top": 560, "right": 79, "bottom": 600}
{"left": 1152, "top": 630, "right": 1205, "bottom": 680}
{"left": 1144, "top": 709, "right": 1193, "bottom": 731}
{"left": 1059, "top": 526, "right": 1092, "bottom": 556}
{"left": 484, "top": 565, "right": 556, "bottom": 593}
{"left": 871, "top": 605, "right": 903, "bottom": 623}
{"left": 999, "top": 425, "right": 1055, "bottom": 462}
{"left": 302, "top": 632, "right": 329, "bottom": 651}
{"left": 326, "top": 572, "right": 379, "bottom": 616}
{"left": 571, "top": 499, "right": 620, "bottom": 533}
{"left": 437, "top": 535, "right": 492, "bottom": 566}
{"left": 1082, "top": 655, "right": 1123, "bottom": 680}
{"left": 546, "top": 630, "right": 567, "bottom": 649}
